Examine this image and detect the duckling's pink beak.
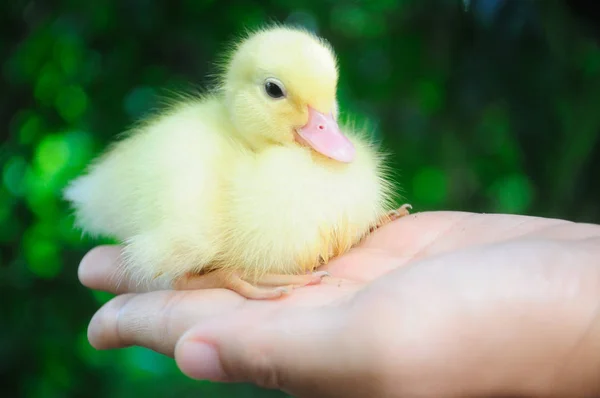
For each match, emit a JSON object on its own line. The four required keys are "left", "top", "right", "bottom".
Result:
{"left": 296, "top": 106, "right": 355, "bottom": 163}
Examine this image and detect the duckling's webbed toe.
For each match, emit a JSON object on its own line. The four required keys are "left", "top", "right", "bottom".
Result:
{"left": 389, "top": 203, "right": 412, "bottom": 219}
{"left": 369, "top": 203, "right": 413, "bottom": 233}
{"left": 256, "top": 271, "right": 330, "bottom": 288}
{"left": 173, "top": 269, "right": 330, "bottom": 300}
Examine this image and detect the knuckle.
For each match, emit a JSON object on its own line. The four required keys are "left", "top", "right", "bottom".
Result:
{"left": 156, "top": 291, "right": 185, "bottom": 346}
{"left": 114, "top": 294, "right": 138, "bottom": 345}
{"left": 249, "top": 350, "right": 282, "bottom": 390}
{"left": 224, "top": 342, "right": 282, "bottom": 389}
{"left": 89, "top": 293, "right": 135, "bottom": 348}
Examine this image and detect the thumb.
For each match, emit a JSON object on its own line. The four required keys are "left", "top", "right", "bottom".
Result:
{"left": 174, "top": 306, "right": 375, "bottom": 396}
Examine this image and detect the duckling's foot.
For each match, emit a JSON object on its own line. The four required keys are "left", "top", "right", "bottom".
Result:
{"left": 256, "top": 271, "right": 330, "bottom": 288}
{"left": 173, "top": 270, "right": 329, "bottom": 300}
{"left": 369, "top": 203, "right": 412, "bottom": 233}
{"left": 389, "top": 203, "right": 412, "bottom": 219}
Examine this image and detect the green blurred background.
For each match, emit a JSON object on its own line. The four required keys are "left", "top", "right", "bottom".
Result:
{"left": 2, "top": 0, "right": 599, "bottom": 397}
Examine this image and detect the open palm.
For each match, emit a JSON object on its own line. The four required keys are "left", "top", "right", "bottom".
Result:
{"left": 80, "top": 210, "right": 596, "bottom": 352}
{"left": 80, "top": 211, "right": 600, "bottom": 397}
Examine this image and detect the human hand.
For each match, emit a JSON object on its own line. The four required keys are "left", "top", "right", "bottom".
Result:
{"left": 79, "top": 211, "right": 600, "bottom": 398}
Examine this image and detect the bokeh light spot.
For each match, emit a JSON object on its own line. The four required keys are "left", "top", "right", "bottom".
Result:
{"left": 53, "top": 35, "right": 84, "bottom": 77}
{"left": 124, "top": 86, "right": 157, "bottom": 120}
{"left": 16, "top": 111, "right": 45, "bottom": 145}
{"left": 55, "top": 85, "right": 88, "bottom": 122}
{"left": 3, "top": 156, "right": 28, "bottom": 197}
{"left": 34, "top": 63, "right": 63, "bottom": 105}
{"left": 489, "top": 174, "right": 534, "bottom": 213}
{"left": 34, "top": 134, "right": 71, "bottom": 179}
{"left": 24, "top": 238, "right": 62, "bottom": 279}
{"left": 25, "top": 166, "right": 59, "bottom": 219}
{"left": 64, "top": 130, "right": 96, "bottom": 170}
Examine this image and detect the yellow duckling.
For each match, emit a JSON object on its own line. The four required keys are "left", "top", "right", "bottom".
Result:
{"left": 64, "top": 25, "right": 410, "bottom": 299}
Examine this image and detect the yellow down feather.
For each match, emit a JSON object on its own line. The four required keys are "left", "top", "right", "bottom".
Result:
{"left": 63, "top": 25, "right": 397, "bottom": 288}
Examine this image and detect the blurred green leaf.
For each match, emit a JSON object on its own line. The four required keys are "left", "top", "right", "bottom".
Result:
{"left": 23, "top": 229, "right": 62, "bottom": 279}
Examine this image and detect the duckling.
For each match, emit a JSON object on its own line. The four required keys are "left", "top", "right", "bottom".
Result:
{"left": 64, "top": 25, "right": 411, "bottom": 299}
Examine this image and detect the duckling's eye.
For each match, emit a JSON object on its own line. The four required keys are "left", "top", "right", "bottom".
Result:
{"left": 264, "top": 79, "right": 285, "bottom": 99}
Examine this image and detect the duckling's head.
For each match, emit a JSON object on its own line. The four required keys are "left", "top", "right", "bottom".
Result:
{"left": 220, "top": 26, "right": 355, "bottom": 163}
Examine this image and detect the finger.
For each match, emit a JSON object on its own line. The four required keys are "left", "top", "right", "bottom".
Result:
{"left": 79, "top": 245, "right": 127, "bottom": 293}
{"left": 174, "top": 307, "right": 380, "bottom": 397}
{"left": 88, "top": 289, "right": 243, "bottom": 356}
{"left": 78, "top": 245, "right": 171, "bottom": 294}
{"left": 366, "top": 211, "right": 589, "bottom": 260}
{"left": 77, "top": 214, "right": 470, "bottom": 293}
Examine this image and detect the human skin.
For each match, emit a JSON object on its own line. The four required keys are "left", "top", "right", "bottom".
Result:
{"left": 78, "top": 211, "right": 600, "bottom": 398}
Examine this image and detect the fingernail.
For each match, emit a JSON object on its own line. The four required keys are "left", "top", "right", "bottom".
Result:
{"left": 178, "top": 341, "right": 227, "bottom": 381}
{"left": 275, "top": 286, "right": 290, "bottom": 295}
